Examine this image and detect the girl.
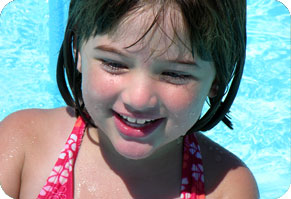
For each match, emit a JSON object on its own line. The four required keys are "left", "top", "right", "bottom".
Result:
{"left": 0, "top": 0, "right": 259, "bottom": 198}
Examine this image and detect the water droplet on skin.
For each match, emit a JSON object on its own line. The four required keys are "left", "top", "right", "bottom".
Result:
{"left": 9, "top": 136, "right": 16, "bottom": 142}
{"left": 31, "top": 136, "right": 37, "bottom": 144}
{"left": 75, "top": 180, "right": 86, "bottom": 198}
{"left": 88, "top": 185, "right": 97, "bottom": 193}
{"left": 75, "top": 183, "right": 81, "bottom": 198}
{"left": 1, "top": 148, "right": 18, "bottom": 161}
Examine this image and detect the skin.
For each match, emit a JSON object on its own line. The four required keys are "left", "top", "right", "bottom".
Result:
{"left": 77, "top": 7, "right": 216, "bottom": 160}
{"left": 0, "top": 4, "right": 259, "bottom": 199}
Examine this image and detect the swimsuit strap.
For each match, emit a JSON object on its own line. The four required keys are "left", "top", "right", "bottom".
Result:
{"left": 37, "top": 117, "right": 205, "bottom": 199}
{"left": 37, "top": 116, "right": 86, "bottom": 199}
{"left": 180, "top": 133, "right": 205, "bottom": 199}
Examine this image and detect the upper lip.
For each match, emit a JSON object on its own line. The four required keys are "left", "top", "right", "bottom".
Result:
{"left": 113, "top": 110, "right": 163, "bottom": 121}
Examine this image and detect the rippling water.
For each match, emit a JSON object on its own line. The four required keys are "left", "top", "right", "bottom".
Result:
{"left": 206, "top": 1, "right": 290, "bottom": 198}
{"left": 0, "top": 0, "right": 290, "bottom": 198}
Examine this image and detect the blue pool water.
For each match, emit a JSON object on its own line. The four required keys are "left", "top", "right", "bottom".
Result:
{"left": 0, "top": 0, "right": 290, "bottom": 198}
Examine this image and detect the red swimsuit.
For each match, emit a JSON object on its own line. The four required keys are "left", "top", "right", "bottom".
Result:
{"left": 37, "top": 117, "right": 205, "bottom": 199}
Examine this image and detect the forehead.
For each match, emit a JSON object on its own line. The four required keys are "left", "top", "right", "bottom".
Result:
{"left": 95, "top": 4, "right": 193, "bottom": 61}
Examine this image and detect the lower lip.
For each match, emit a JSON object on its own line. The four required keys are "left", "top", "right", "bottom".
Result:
{"left": 113, "top": 113, "right": 164, "bottom": 138}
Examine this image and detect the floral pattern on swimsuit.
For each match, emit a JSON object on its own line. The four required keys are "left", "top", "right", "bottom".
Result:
{"left": 180, "top": 133, "right": 205, "bottom": 199}
{"left": 37, "top": 117, "right": 86, "bottom": 199}
{"left": 37, "top": 117, "right": 205, "bottom": 199}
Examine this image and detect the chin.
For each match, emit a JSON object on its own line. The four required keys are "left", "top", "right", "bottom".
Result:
{"left": 113, "top": 139, "right": 155, "bottom": 160}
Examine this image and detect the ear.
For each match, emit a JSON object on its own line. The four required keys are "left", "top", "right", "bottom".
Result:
{"left": 76, "top": 52, "right": 82, "bottom": 73}
{"left": 208, "top": 78, "right": 219, "bottom": 98}
{"left": 73, "top": 34, "right": 82, "bottom": 73}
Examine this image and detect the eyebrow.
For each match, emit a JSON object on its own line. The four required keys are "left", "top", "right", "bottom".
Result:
{"left": 164, "top": 58, "right": 199, "bottom": 68}
{"left": 94, "top": 45, "right": 128, "bottom": 57}
{"left": 94, "top": 45, "right": 199, "bottom": 68}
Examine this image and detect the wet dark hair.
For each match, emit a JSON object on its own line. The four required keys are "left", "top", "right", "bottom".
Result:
{"left": 57, "top": 0, "right": 246, "bottom": 132}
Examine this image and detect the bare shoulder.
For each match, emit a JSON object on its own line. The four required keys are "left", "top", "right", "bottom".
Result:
{"left": 0, "top": 107, "right": 75, "bottom": 198}
{"left": 0, "top": 107, "right": 75, "bottom": 141}
{"left": 195, "top": 132, "right": 259, "bottom": 199}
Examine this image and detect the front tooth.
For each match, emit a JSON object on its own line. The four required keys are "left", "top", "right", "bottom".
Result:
{"left": 127, "top": 117, "right": 137, "bottom": 123}
{"left": 136, "top": 119, "right": 146, "bottom": 124}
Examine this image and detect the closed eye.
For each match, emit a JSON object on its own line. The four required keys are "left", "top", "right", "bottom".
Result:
{"left": 160, "top": 71, "right": 195, "bottom": 85}
{"left": 99, "top": 59, "right": 128, "bottom": 74}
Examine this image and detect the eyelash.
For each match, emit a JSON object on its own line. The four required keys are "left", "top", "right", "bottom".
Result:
{"left": 99, "top": 59, "right": 128, "bottom": 73}
{"left": 160, "top": 72, "right": 194, "bottom": 85}
{"left": 99, "top": 59, "right": 194, "bottom": 85}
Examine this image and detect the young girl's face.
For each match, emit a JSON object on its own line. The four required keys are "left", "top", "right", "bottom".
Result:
{"left": 78, "top": 6, "right": 216, "bottom": 159}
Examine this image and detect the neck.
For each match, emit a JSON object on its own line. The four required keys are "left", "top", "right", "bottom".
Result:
{"left": 96, "top": 130, "right": 183, "bottom": 179}
{"left": 87, "top": 127, "right": 183, "bottom": 198}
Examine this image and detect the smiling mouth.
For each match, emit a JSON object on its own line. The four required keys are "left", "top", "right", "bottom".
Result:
{"left": 113, "top": 111, "right": 165, "bottom": 138}
{"left": 116, "top": 112, "right": 158, "bottom": 128}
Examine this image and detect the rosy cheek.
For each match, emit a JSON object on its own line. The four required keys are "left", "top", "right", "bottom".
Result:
{"left": 84, "top": 68, "right": 122, "bottom": 101}
{"left": 160, "top": 85, "right": 201, "bottom": 113}
{"left": 159, "top": 84, "right": 207, "bottom": 131}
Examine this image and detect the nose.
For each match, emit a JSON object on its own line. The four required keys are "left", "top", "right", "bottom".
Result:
{"left": 121, "top": 74, "right": 158, "bottom": 112}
